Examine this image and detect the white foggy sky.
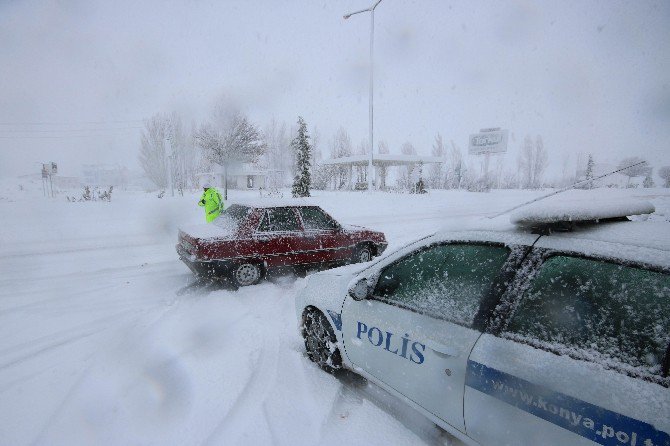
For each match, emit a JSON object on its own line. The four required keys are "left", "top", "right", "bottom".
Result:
{"left": 0, "top": 0, "right": 669, "bottom": 179}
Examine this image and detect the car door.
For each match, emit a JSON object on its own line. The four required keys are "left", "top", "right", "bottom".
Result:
{"left": 297, "top": 206, "right": 349, "bottom": 265}
{"left": 341, "top": 241, "right": 518, "bottom": 434}
{"left": 465, "top": 252, "right": 670, "bottom": 446}
{"left": 252, "top": 207, "right": 303, "bottom": 267}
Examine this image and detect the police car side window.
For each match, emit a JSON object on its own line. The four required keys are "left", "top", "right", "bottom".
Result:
{"left": 373, "top": 243, "right": 510, "bottom": 327}
{"left": 504, "top": 256, "right": 670, "bottom": 378}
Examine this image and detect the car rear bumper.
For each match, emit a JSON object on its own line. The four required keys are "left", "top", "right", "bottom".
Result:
{"left": 176, "top": 244, "right": 233, "bottom": 277}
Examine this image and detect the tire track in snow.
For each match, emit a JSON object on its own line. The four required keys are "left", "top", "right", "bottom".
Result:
{"left": 0, "top": 309, "right": 140, "bottom": 371}
{"left": 201, "top": 296, "right": 281, "bottom": 446}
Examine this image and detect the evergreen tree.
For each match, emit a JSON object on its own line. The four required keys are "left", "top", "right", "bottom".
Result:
{"left": 585, "top": 154, "right": 595, "bottom": 189}
{"left": 643, "top": 169, "right": 655, "bottom": 188}
{"left": 659, "top": 166, "right": 670, "bottom": 188}
{"left": 291, "top": 116, "right": 312, "bottom": 198}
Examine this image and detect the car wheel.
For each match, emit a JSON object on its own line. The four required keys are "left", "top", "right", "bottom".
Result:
{"left": 303, "top": 310, "right": 342, "bottom": 373}
{"left": 352, "top": 244, "right": 373, "bottom": 263}
{"left": 232, "top": 262, "right": 262, "bottom": 286}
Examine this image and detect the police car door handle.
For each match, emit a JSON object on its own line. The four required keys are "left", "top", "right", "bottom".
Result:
{"left": 424, "top": 340, "right": 458, "bottom": 357}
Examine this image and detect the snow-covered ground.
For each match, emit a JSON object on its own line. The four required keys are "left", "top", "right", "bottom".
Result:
{"left": 1, "top": 186, "right": 669, "bottom": 446}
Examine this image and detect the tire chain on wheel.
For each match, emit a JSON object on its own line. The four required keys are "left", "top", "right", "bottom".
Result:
{"left": 304, "top": 310, "right": 342, "bottom": 372}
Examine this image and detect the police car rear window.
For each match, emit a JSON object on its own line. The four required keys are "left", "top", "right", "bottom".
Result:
{"left": 505, "top": 256, "right": 670, "bottom": 378}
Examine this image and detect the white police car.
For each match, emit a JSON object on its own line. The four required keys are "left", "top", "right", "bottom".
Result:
{"left": 295, "top": 199, "right": 670, "bottom": 446}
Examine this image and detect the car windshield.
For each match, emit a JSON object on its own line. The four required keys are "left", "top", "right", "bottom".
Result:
{"left": 213, "top": 204, "right": 251, "bottom": 232}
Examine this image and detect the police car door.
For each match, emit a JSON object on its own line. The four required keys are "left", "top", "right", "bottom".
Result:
{"left": 341, "top": 240, "right": 516, "bottom": 434}
{"left": 465, "top": 251, "right": 670, "bottom": 446}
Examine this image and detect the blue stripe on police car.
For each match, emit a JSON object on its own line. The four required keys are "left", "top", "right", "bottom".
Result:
{"left": 465, "top": 360, "right": 669, "bottom": 446}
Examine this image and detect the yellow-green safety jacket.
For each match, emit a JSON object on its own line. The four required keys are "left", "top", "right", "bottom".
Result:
{"left": 198, "top": 187, "right": 224, "bottom": 222}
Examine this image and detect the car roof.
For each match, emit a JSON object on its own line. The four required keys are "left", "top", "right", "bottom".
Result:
{"left": 533, "top": 220, "right": 670, "bottom": 269}
{"left": 230, "top": 200, "right": 318, "bottom": 209}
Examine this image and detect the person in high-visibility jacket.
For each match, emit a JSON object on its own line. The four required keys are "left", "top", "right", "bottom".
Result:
{"left": 198, "top": 183, "right": 224, "bottom": 223}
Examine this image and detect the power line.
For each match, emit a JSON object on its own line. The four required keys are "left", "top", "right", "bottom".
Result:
{"left": 0, "top": 119, "right": 144, "bottom": 126}
{"left": 0, "top": 126, "right": 142, "bottom": 134}
{"left": 0, "top": 128, "right": 142, "bottom": 139}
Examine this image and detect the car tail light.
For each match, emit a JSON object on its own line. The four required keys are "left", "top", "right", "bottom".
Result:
{"left": 181, "top": 239, "right": 196, "bottom": 254}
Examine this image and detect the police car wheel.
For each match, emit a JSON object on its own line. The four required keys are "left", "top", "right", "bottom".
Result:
{"left": 353, "top": 245, "right": 373, "bottom": 263}
{"left": 303, "top": 310, "right": 342, "bottom": 373}
{"left": 232, "top": 263, "right": 262, "bottom": 286}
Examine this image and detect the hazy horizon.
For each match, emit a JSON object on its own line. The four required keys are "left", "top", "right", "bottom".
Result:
{"left": 1, "top": 0, "right": 668, "bottom": 181}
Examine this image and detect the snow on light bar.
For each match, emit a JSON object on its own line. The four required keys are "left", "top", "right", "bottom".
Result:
{"left": 510, "top": 198, "right": 655, "bottom": 227}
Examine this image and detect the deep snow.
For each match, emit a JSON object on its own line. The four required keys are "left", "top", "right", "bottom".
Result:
{"left": 1, "top": 185, "right": 669, "bottom": 445}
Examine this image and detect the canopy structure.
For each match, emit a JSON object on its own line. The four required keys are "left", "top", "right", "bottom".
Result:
{"left": 320, "top": 154, "right": 445, "bottom": 167}
{"left": 320, "top": 154, "right": 445, "bottom": 190}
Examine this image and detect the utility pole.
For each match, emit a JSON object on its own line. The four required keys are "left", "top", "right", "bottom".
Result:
{"left": 344, "top": 0, "right": 383, "bottom": 192}
{"left": 166, "top": 138, "right": 174, "bottom": 197}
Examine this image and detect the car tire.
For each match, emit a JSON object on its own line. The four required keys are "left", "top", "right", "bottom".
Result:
{"left": 231, "top": 262, "right": 263, "bottom": 287}
{"left": 303, "top": 309, "right": 342, "bottom": 373}
{"left": 352, "top": 244, "right": 373, "bottom": 264}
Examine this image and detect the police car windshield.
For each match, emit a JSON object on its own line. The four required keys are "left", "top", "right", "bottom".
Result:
{"left": 213, "top": 205, "right": 251, "bottom": 230}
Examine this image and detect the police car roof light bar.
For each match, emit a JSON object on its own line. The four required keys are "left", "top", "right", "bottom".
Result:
{"left": 487, "top": 161, "right": 648, "bottom": 219}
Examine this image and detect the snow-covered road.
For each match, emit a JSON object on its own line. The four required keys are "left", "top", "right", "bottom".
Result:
{"left": 1, "top": 188, "right": 668, "bottom": 445}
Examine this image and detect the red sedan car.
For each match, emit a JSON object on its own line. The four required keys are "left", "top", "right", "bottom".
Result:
{"left": 177, "top": 203, "right": 387, "bottom": 286}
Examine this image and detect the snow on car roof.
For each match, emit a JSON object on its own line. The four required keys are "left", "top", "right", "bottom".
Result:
{"left": 534, "top": 221, "right": 670, "bottom": 268}
{"left": 510, "top": 197, "right": 655, "bottom": 226}
{"left": 230, "top": 198, "right": 318, "bottom": 209}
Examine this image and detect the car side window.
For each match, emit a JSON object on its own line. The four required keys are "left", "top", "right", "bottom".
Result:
{"left": 300, "top": 207, "right": 339, "bottom": 230}
{"left": 373, "top": 243, "right": 510, "bottom": 327}
{"left": 257, "top": 207, "right": 300, "bottom": 232}
{"left": 504, "top": 255, "right": 670, "bottom": 378}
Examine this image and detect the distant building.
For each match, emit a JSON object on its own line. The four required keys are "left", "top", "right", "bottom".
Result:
{"left": 320, "top": 154, "right": 444, "bottom": 189}
{"left": 197, "top": 163, "right": 283, "bottom": 191}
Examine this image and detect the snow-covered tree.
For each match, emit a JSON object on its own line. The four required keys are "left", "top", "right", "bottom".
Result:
{"left": 330, "top": 127, "right": 353, "bottom": 189}
{"left": 194, "top": 111, "right": 265, "bottom": 199}
{"left": 262, "top": 118, "right": 292, "bottom": 187}
{"left": 517, "top": 134, "right": 548, "bottom": 189}
{"left": 643, "top": 169, "right": 655, "bottom": 188}
{"left": 659, "top": 166, "right": 670, "bottom": 188}
{"left": 398, "top": 141, "right": 418, "bottom": 191}
{"left": 584, "top": 154, "right": 595, "bottom": 189}
{"left": 355, "top": 139, "right": 369, "bottom": 184}
{"left": 165, "top": 113, "right": 200, "bottom": 194}
{"left": 291, "top": 117, "right": 312, "bottom": 198}
{"left": 377, "top": 140, "right": 390, "bottom": 190}
{"left": 446, "top": 140, "right": 464, "bottom": 189}
{"left": 428, "top": 133, "right": 445, "bottom": 189}
{"left": 139, "top": 113, "right": 169, "bottom": 189}
{"left": 618, "top": 157, "right": 648, "bottom": 187}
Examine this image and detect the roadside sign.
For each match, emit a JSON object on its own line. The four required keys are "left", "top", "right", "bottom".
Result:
{"left": 42, "top": 162, "right": 58, "bottom": 174}
{"left": 468, "top": 129, "right": 508, "bottom": 155}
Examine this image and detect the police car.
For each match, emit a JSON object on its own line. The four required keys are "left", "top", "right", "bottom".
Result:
{"left": 295, "top": 199, "right": 669, "bottom": 446}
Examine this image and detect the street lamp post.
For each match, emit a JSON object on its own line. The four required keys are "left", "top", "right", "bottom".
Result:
{"left": 344, "top": 0, "right": 383, "bottom": 192}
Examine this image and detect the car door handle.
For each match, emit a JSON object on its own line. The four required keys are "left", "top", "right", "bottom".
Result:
{"left": 424, "top": 340, "right": 459, "bottom": 357}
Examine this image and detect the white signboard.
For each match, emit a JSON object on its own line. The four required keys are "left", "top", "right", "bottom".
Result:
{"left": 468, "top": 129, "right": 508, "bottom": 155}
{"left": 42, "top": 162, "right": 58, "bottom": 174}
